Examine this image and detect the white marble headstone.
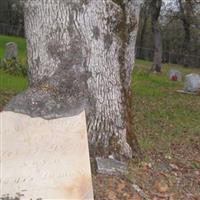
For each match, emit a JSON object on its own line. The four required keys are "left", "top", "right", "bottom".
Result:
{"left": 0, "top": 111, "right": 94, "bottom": 200}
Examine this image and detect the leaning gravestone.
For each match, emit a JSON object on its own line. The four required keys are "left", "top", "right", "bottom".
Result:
{"left": 184, "top": 73, "right": 200, "bottom": 93}
{"left": 0, "top": 111, "right": 94, "bottom": 199}
{"left": 4, "top": 42, "right": 18, "bottom": 60}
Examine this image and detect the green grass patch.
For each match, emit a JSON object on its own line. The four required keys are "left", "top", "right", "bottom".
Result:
{"left": 0, "top": 68, "right": 27, "bottom": 108}
{"left": 0, "top": 69, "right": 27, "bottom": 92}
{"left": 133, "top": 59, "right": 200, "bottom": 156}
{"left": 0, "top": 35, "right": 28, "bottom": 109}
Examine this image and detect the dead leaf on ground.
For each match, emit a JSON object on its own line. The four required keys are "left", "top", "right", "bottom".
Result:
{"left": 154, "top": 179, "right": 169, "bottom": 193}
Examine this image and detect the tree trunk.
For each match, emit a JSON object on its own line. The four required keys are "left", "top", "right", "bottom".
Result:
{"left": 150, "top": 0, "right": 162, "bottom": 72}
{"left": 5, "top": 0, "right": 142, "bottom": 161}
{"left": 152, "top": 19, "right": 162, "bottom": 72}
{"left": 182, "top": 22, "right": 191, "bottom": 67}
{"left": 137, "top": 5, "right": 148, "bottom": 59}
{"left": 178, "top": 0, "right": 191, "bottom": 67}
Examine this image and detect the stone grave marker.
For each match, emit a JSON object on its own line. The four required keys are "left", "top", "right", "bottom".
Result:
{"left": 0, "top": 111, "right": 94, "bottom": 199}
{"left": 4, "top": 42, "right": 18, "bottom": 60}
{"left": 168, "top": 69, "right": 182, "bottom": 81}
{"left": 184, "top": 73, "right": 200, "bottom": 93}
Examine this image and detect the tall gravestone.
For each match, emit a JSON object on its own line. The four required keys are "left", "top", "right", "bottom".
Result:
{"left": 5, "top": 42, "right": 18, "bottom": 60}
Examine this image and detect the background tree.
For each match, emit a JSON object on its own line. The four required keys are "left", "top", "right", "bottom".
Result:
{"left": 136, "top": 0, "right": 163, "bottom": 72}
{"left": 6, "top": 0, "right": 142, "bottom": 161}
{"left": 177, "top": 0, "right": 196, "bottom": 66}
{"left": 136, "top": 0, "right": 200, "bottom": 68}
{"left": 0, "top": 0, "right": 24, "bottom": 36}
{"left": 150, "top": 0, "right": 163, "bottom": 72}
{"left": 1, "top": 0, "right": 199, "bottom": 68}
{"left": 137, "top": 1, "right": 149, "bottom": 59}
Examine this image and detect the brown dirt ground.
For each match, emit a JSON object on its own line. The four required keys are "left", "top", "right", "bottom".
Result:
{"left": 93, "top": 174, "right": 142, "bottom": 200}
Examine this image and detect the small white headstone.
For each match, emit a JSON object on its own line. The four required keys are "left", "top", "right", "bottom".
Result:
{"left": 5, "top": 42, "right": 18, "bottom": 60}
{"left": 184, "top": 73, "right": 200, "bottom": 92}
{"left": 0, "top": 111, "right": 94, "bottom": 200}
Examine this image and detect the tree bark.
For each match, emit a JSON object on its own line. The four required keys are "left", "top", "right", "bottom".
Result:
{"left": 152, "top": 19, "right": 162, "bottom": 72}
{"left": 150, "top": 0, "right": 162, "bottom": 72}
{"left": 137, "top": 5, "right": 148, "bottom": 59}
{"left": 5, "top": 0, "right": 142, "bottom": 161}
{"left": 178, "top": 0, "right": 191, "bottom": 67}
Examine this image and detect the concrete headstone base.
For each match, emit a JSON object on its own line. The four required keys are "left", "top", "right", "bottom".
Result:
{"left": 95, "top": 157, "right": 127, "bottom": 175}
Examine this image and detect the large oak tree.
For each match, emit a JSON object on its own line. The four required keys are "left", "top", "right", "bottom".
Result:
{"left": 6, "top": 0, "right": 142, "bottom": 161}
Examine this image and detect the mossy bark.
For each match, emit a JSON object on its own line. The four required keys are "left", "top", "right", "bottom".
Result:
{"left": 6, "top": 0, "right": 143, "bottom": 162}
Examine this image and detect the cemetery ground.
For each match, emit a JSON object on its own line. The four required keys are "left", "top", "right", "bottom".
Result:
{"left": 0, "top": 36, "right": 200, "bottom": 199}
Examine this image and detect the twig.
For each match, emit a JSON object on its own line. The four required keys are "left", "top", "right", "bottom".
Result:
{"left": 132, "top": 184, "right": 151, "bottom": 200}
{"left": 151, "top": 192, "right": 171, "bottom": 198}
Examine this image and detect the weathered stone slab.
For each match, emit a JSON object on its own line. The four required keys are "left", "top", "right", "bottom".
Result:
{"left": 5, "top": 42, "right": 18, "bottom": 60}
{"left": 96, "top": 157, "right": 127, "bottom": 175}
{"left": 0, "top": 111, "right": 94, "bottom": 200}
